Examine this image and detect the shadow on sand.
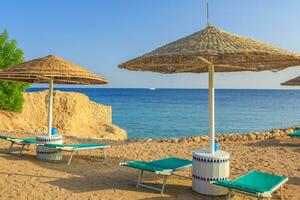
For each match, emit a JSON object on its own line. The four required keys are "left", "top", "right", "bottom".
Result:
{"left": 0, "top": 152, "right": 227, "bottom": 199}
{"left": 245, "top": 137, "right": 300, "bottom": 148}
{"left": 288, "top": 176, "right": 300, "bottom": 186}
{"left": 0, "top": 136, "right": 229, "bottom": 200}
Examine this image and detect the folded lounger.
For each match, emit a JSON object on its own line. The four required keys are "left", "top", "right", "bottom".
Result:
{"left": 0, "top": 135, "right": 36, "bottom": 156}
{"left": 213, "top": 170, "right": 288, "bottom": 200}
{"left": 120, "top": 157, "right": 192, "bottom": 194}
{"left": 43, "top": 143, "right": 110, "bottom": 165}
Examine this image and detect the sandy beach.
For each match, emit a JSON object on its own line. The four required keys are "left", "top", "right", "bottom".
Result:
{"left": 0, "top": 132, "right": 299, "bottom": 200}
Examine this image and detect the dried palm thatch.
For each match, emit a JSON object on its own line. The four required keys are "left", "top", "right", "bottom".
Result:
{"left": 281, "top": 76, "right": 300, "bottom": 86}
{"left": 0, "top": 55, "right": 109, "bottom": 84}
{"left": 119, "top": 25, "right": 300, "bottom": 73}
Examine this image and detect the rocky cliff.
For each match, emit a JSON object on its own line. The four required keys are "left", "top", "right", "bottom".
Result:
{"left": 0, "top": 90, "right": 127, "bottom": 140}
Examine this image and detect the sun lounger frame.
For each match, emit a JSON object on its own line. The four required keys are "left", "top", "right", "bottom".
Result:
{"left": 44, "top": 144, "right": 110, "bottom": 165}
{"left": 225, "top": 183, "right": 286, "bottom": 200}
{"left": 7, "top": 138, "right": 31, "bottom": 156}
{"left": 2, "top": 137, "right": 35, "bottom": 156}
{"left": 214, "top": 170, "right": 288, "bottom": 200}
{"left": 120, "top": 157, "right": 192, "bottom": 194}
{"left": 135, "top": 168, "right": 191, "bottom": 194}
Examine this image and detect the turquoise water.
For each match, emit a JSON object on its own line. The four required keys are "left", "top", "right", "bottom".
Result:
{"left": 28, "top": 88, "right": 300, "bottom": 139}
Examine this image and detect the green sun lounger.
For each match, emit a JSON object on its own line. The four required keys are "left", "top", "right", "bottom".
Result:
{"left": 43, "top": 143, "right": 110, "bottom": 165}
{"left": 214, "top": 170, "right": 288, "bottom": 200}
{"left": 0, "top": 135, "right": 36, "bottom": 156}
{"left": 120, "top": 157, "right": 192, "bottom": 194}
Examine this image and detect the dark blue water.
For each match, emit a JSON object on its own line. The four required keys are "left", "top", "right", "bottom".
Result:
{"left": 28, "top": 88, "right": 300, "bottom": 139}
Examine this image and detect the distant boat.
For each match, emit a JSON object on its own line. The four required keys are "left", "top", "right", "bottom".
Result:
{"left": 149, "top": 88, "right": 156, "bottom": 90}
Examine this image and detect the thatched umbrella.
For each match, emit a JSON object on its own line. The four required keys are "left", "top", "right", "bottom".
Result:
{"left": 281, "top": 76, "right": 300, "bottom": 86}
{"left": 0, "top": 55, "right": 108, "bottom": 136}
{"left": 119, "top": 25, "right": 300, "bottom": 154}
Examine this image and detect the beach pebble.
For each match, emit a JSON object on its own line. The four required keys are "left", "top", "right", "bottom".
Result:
{"left": 200, "top": 136, "right": 209, "bottom": 141}
{"left": 173, "top": 138, "right": 179, "bottom": 143}
{"left": 257, "top": 135, "right": 265, "bottom": 140}
{"left": 192, "top": 136, "right": 201, "bottom": 142}
{"left": 178, "top": 138, "right": 185, "bottom": 143}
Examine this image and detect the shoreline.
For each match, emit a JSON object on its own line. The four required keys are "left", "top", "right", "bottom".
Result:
{"left": 129, "top": 126, "right": 298, "bottom": 143}
{"left": 1, "top": 125, "right": 297, "bottom": 143}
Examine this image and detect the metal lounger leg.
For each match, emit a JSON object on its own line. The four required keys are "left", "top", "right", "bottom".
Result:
{"left": 8, "top": 142, "right": 14, "bottom": 153}
{"left": 19, "top": 144, "right": 25, "bottom": 156}
{"left": 136, "top": 171, "right": 169, "bottom": 194}
{"left": 89, "top": 149, "right": 92, "bottom": 158}
{"left": 137, "top": 170, "right": 144, "bottom": 188}
{"left": 68, "top": 151, "right": 76, "bottom": 165}
{"left": 27, "top": 144, "right": 30, "bottom": 150}
{"left": 160, "top": 176, "right": 168, "bottom": 194}
{"left": 280, "top": 186, "right": 284, "bottom": 200}
{"left": 227, "top": 191, "right": 232, "bottom": 200}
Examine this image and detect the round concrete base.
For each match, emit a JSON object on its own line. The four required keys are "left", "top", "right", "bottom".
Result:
{"left": 36, "top": 134, "right": 63, "bottom": 161}
{"left": 192, "top": 149, "right": 230, "bottom": 196}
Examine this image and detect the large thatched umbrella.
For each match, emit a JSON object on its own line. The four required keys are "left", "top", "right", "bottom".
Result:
{"left": 0, "top": 55, "right": 108, "bottom": 137}
{"left": 281, "top": 76, "right": 300, "bottom": 86}
{"left": 119, "top": 25, "right": 300, "bottom": 154}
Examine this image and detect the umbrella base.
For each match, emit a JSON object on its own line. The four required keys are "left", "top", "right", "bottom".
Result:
{"left": 192, "top": 149, "right": 230, "bottom": 196}
{"left": 36, "top": 134, "right": 63, "bottom": 161}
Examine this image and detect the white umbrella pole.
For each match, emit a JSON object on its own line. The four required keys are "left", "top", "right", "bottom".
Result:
{"left": 208, "top": 64, "right": 215, "bottom": 154}
{"left": 47, "top": 79, "right": 54, "bottom": 137}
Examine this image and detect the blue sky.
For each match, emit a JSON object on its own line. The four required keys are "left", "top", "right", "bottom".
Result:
{"left": 1, "top": 0, "right": 300, "bottom": 88}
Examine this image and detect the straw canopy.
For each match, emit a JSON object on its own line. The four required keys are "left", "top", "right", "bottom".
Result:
{"left": 119, "top": 25, "right": 300, "bottom": 73}
{"left": 0, "top": 55, "right": 109, "bottom": 84}
{"left": 281, "top": 76, "right": 300, "bottom": 86}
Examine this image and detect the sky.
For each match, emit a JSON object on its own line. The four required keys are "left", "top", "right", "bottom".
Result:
{"left": 1, "top": 0, "right": 300, "bottom": 89}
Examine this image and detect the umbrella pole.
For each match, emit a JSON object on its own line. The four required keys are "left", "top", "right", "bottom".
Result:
{"left": 47, "top": 79, "right": 54, "bottom": 137}
{"left": 208, "top": 64, "right": 215, "bottom": 154}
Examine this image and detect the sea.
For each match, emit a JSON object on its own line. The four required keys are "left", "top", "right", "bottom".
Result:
{"left": 28, "top": 88, "right": 300, "bottom": 139}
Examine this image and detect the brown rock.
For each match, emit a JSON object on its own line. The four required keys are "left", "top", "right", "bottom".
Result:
{"left": 0, "top": 90, "right": 127, "bottom": 140}
{"left": 200, "top": 136, "right": 209, "bottom": 141}
{"left": 192, "top": 136, "right": 201, "bottom": 142}
{"left": 171, "top": 138, "right": 179, "bottom": 143}
{"left": 247, "top": 133, "right": 257, "bottom": 140}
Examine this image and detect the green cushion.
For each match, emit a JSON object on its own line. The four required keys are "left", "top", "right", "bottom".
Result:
{"left": 149, "top": 157, "right": 192, "bottom": 170}
{"left": 122, "top": 157, "right": 192, "bottom": 173}
{"left": 288, "top": 129, "right": 300, "bottom": 137}
{"left": 214, "top": 170, "right": 288, "bottom": 194}
{"left": 0, "top": 135, "right": 16, "bottom": 140}
{"left": 44, "top": 143, "right": 108, "bottom": 149}
{"left": 0, "top": 135, "right": 36, "bottom": 143}
{"left": 122, "top": 161, "right": 168, "bottom": 173}
{"left": 21, "top": 138, "right": 37, "bottom": 143}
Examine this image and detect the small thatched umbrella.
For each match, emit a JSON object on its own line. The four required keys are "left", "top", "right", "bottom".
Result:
{"left": 0, "top": 55, "right": 108, "bottom": 136}
{"left": 281, "top": 76, "right": 300, "bottom": 86}
{"left": 119, "top": 25, "right": 300, "bottom": 154}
